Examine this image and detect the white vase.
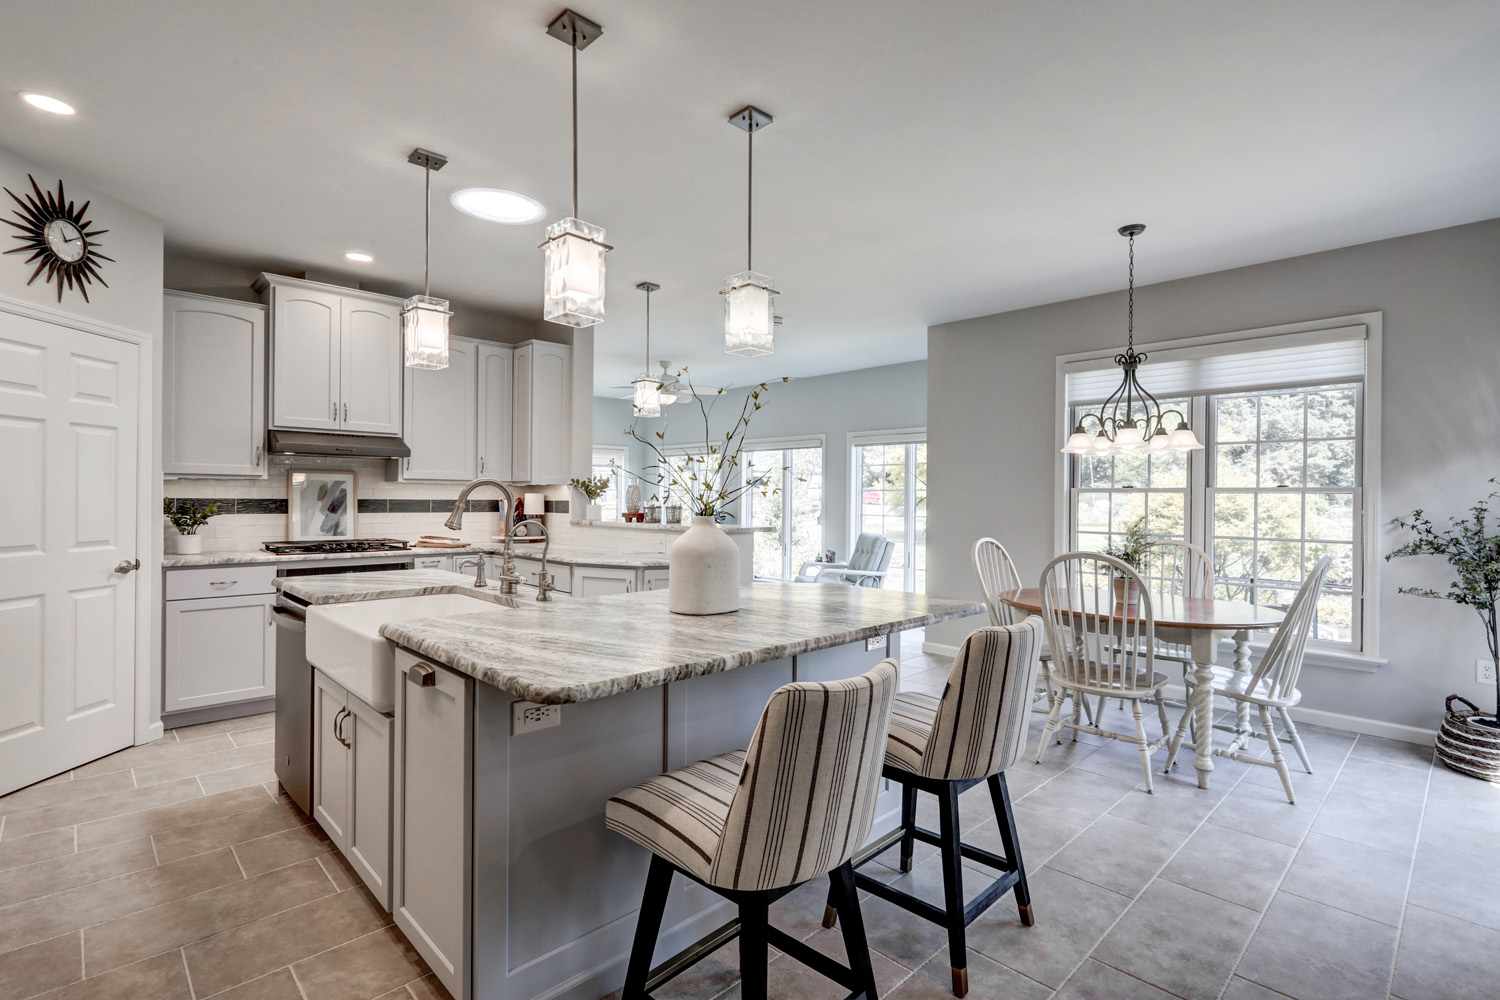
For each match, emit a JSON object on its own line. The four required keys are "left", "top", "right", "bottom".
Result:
{"left": 586, "top": 503, "right": 604, "bottom": 522}
{"left": 669, "top": 516, "right": 740, "bottom": 615}
{"left": 170, "top": 532, "right": 202, "bottom": 555}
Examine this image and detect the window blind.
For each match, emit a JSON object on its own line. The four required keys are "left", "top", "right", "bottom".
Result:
{"left": 1065, "top": 325, "right": 1367, "bottom": 404}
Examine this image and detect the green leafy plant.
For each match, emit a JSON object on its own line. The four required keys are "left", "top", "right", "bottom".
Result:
{"left": 1104, "top": 514, "right": 1152, "bottom": 572}
{"left": 570, "top": 475, "right": 611, "bottom": 502}
{"left": 163, "top": 497, "right": 220, "bottom": 536}
{"left": 1387, "top": 478, "right": 1500, "bottom": 727}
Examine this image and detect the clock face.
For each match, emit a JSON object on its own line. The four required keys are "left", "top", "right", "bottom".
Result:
{"left": 45, "top": 218, "right": 85, "bottom": 262}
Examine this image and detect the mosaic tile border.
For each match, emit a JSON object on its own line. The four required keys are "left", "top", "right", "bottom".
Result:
{"left": 161, "top": 496, "right": 563, "bottom": 516}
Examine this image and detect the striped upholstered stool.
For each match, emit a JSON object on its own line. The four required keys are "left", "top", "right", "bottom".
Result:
{"left": 824, "top": 620, "right": 1044, "bottom": 997}
{"left": 606, "top": 659, "right": 900, "bottom": 1000}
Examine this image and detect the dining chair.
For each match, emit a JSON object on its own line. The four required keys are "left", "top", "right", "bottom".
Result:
{"left": 972, "top": 537, "right": 1091, "bottom": 725}
{"left": 1140, "top": 539, "right": 1214, "bottom": 665}
{"left": 1163, "top": 556, "right": 1332, "bottom": 803}
{"left": 1035, "top": 552, "right": 1171, "bottom": 792}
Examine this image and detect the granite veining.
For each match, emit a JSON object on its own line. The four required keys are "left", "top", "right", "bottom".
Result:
{"left": 378, "top": 581, "right": 983, "bottom": 705}
{"left": 277, "top": 569, "right": 496, "bottom": 604}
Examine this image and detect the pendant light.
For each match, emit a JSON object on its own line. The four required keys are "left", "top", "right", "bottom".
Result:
{"left": 541, "top": 9, "right": 610, "bottom": 328}
{"left": 631, "top": 281, "right": 662, "bottom": 417}
{"left": 723, "top": 105, "right": 776, "bottom": 357}
{"left": 1062, "top": 225, "right": 1203, "bottom": 456}
{"left": 402, "top": 148, "right": 452, "bottom": 370}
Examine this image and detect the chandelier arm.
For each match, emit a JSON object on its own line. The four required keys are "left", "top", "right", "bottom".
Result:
{"left": 1131, "top": 368, "right": 1165, "bottom": 431}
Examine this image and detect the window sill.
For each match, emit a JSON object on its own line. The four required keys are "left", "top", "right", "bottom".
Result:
{"left": 1219, "top": 637, "right": 1386, "bottom": 673}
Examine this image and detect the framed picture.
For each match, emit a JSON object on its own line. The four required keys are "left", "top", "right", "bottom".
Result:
{"left": 287, "top": 470, "right": 357, "bottom": 540}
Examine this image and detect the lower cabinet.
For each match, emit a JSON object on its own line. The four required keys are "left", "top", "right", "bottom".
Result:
{"left": 163, "top": 592, "right": 276, "bottom": 713}
{"left": 313, "top": 669, "right": 393, "bottom": 910}
{"left": 489, "top": 559, "right": 669, "bottom": 598}
{"left": 643, "top": 569, "right": 670, "bottom": 592}
{"left": 573, "top": 565, "right": 635, "bottom": 598}
{"left": 414, "top": 555, "right": 455, "bottom": 572}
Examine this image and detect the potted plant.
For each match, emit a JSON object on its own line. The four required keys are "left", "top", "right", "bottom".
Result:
{"left": 1104, "top": 514, "right": 1151, "bottom": 605}
{"left": 1388, "top": 478, "right": 1500, "bottom": 780}
{"left": 163, "top": 497, "right": 220, "bottom": 555}
{"left": 570, "top": 475, "right": 612, "bottom": 522}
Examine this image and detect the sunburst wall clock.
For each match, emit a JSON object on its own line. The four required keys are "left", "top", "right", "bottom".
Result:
{"left": 3, "top": 174, "right": 112, "bottom": 302}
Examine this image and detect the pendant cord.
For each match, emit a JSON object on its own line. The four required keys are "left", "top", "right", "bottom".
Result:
{"left": 644, "top": 287, "right": 651, "bottom": 369}
{"left": 571, "top": 29, "right": 579, "bottom": 220}
{"left": 423, "top": 164, "right": 431, "bottom": 299}
{"left": 747, "top": 129, "right": 753, "bottom": 271}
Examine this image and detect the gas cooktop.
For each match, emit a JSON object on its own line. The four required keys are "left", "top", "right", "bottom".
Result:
{"left": 262, "top": 538, "right": 413, "bottom": 556}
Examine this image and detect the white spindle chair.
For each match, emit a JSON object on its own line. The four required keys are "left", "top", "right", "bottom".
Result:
{"left": 1035, "top": 552, "right": 1171, "bottom": 792}
{"left": 1163, "top": 556, "right": 1332, "bottom": 803}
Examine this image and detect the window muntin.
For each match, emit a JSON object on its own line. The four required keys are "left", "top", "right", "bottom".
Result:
{"left": 742, "top": 445, "right": 824, "bottom": 581}
{"left": 590, "top": 447, "right": 629, "bottom": 522}
{"left": 854, "top": 440, "right": 927, "bottom": 593}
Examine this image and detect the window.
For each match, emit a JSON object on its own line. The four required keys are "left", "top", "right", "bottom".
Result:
{"left": 851, "top": 432, "right": 927, "bottom": 593}
{"left": 590, "top": 446, "right": 629, "bottom": 522}
{"left": 741, "top": 441, "right": 824, "bottom": 581}
{"left": 1061, "top": 318, "right": 1377, "bottom": 655}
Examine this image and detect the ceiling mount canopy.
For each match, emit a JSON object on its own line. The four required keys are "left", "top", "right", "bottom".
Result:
{"left": 1063, "top": 224, "right": 1204, "bottom": 456}
{"left": 632, "top": 281, "right": 663, "bottom": 417}
{"left": 541, "top": 8, "right": 611, "bottom": 328}
{"left": 402, "top": 147, "right": 452, "bottom": 370}
{"left": 723, "top": 105, "right": 777, "bottom": 357}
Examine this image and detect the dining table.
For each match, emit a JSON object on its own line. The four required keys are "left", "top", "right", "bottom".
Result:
{"left": 998, "top": 587, "right": 1286, "bottom": 789}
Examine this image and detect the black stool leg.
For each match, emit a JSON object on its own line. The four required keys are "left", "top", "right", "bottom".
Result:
{"left": 937, "top": 783, "right": 968, "bottom": 997}
{"left": 622, "top": 855, "right": 674, "bottom": 999}
{"left": 830, "top": 860, "right": 879, "bottom": 1000}
{"left": 988, "top": 773, "right": 1033, "bottom": 926}
{"left": 739, "top": 893, "right": 770, "bottom": 1000}
{"left": 899, "top": 781, "right": 918, "bottom": 873}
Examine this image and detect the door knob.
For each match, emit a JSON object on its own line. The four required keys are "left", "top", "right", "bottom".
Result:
{"left": 114, "top": 559, "right": 140, "bottom": 574}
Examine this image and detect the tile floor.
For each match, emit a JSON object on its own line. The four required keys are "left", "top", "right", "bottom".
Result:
{"left": 2, "top": 632, "right": 1497, "bottom": 1000}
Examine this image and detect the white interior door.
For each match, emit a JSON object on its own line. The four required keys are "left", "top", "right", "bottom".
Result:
{"left": 0, "top": 311, "right": 139, "bottom": 795}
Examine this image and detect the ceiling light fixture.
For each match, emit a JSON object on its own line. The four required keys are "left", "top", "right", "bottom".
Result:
{"left": 451, "top": 187, "right": 546, "bottom": 225}
{"left": 541, "top": 9, "right": 609, "bottom": 328}
{"left": 20, "top": 92, "right": 74, "bottom": 115}
{"left": 723, "top": 105, "right": 777, "bottom": 357}
{"left": 344, "top": 251, "right": 373, "bottom": 263}
{"left": 1063, "top": 224, "right": 1203, "bottom": 456}
{"left": 631, "top": 282, "right": 662, "bottom": 417}
{"left": 402, "top": 148, "right": 452, "bottom": 370}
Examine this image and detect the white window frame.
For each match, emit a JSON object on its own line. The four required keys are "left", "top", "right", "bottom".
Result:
{"left": 740, "top": 435, "right": 826, "bottom": 580}
{"left": 848, "top": 428, "right": 928, "bottom": 593}
{"left": 1053, "top": 313, "right": 1384, "bottom": 668}
{"left": 590, "top": 445, "right": 630, "bottom": 519}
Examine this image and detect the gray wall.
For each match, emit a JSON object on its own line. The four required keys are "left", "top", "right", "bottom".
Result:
{"left": 928, "top": 217, "right": 1500, "bottom": 732}
{"left": 598, "top": 360, "right": 928, "bottom": 558}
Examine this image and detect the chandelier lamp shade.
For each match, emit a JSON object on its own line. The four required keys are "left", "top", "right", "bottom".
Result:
{"left": 1062, "top": 224, "right": 1203, "bottom": 456}
{"left": 631, "top": 281, "right": 663, "bottom": 418}
{"left": 402, "top": 148, "right": 452, "bottom": 370}
{"left": 541, "top": 9, "right": 610, "bottom": 328}
{"left": 723, "top": 105, "right": 777, "bottom": 357}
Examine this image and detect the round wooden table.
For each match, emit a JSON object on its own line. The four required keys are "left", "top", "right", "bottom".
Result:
{"left": 997, "top": 588, "right": 1286, "bottom": 788}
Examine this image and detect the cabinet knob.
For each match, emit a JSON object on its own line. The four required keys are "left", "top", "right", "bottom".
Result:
{"left": 407, "top": 663, "right": 437, "bottom": 687}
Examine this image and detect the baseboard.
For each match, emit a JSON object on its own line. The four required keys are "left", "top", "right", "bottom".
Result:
{"left": 921, "top": 640, "right": 960, "bottom": 658}
{"left": 163, "top": 697, "right": 275, "bottom": 730}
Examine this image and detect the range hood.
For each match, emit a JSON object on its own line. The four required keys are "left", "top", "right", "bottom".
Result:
{"left": 267, "top": 429, "right": 412, "bottom": 459}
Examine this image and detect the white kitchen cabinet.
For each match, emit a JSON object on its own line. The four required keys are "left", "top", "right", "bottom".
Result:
{"left": 257, "top": 274, "right": 403, "bottom": 436}
{"left": 643, "top": 569, "right": 670, "bottom": 592}
{"left": 511, "top": 341, "right": 572, "bottom": 485}
{"left": 477, "top": 343, "right": 514, "bottom": 481}
{"left": 162, "top": 292, "right": 266, "bottom": 478}
{"left": 403, "top": 338, "right": 478, "bottom": 481}
{"left": 313, "top": 668, "right": 393, "bottom": 910}
{"left": 163, "top": 590, "right": 276, "bottom": 714}
{"left": 510, "top": 556, "right": 570, "bottom": 594}
{"left": 414, "top": 554, "right": 455, "bottom": 572}
{"left": 573, "top": 565, "right": 635, "bottom": 598}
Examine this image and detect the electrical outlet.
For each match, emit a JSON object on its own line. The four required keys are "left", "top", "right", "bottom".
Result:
{"left": 512, "top": 700, "right": 561, "bottom": 735}
{"left": 1478, "top": 658, "right": 1497, "bottom": 685}
{"left": 657, "top": 534, "right": 667, "bottom": 554}
{"left": 867, "top": 635, "right": 887, "bottom": 653}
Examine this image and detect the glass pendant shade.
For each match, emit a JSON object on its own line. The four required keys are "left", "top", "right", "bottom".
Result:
{"left": 723, "top": 270, "right": 776, "bottom": 356}
{"left": 1167, "top": 422, "right": 1205, "bottom": 451}
{"left": 542, "top": 218, "right": 608, "bottom": 327}
{"left": 1147, "top": 428, "right": 1171, "bottom": 452}
{"left": 632, "top": 374, "right": 662, "bottom": 418}
{"left": 402, "top": 295, "right": 451, "bottom": 370}
{"left": 1063, "top": 427, "right": 1094, "bottom": 454}
{"left": 1113, "top": 422, "right": 1146, "bottom": 450}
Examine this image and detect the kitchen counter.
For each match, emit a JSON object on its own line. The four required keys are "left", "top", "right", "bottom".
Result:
{"left": 277, "top": 569, "right": 498, "bottom": 604}
{"left": 167, "top": 542, "right": 671, "bottom": 570}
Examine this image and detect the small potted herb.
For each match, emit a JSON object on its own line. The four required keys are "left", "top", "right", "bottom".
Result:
{"left": 1104, "top": 514, "right": 1151, "bottom": 605}
{"left": 570, "top": 475, "right": 612, "bottom": 522}
{"left": 163, "top": 498, "right": 220, "bottom": 555}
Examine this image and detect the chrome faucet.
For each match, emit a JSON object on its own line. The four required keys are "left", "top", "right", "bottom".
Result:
{"left": 445, "top": 478, "right": 521, "bottom": 595}
{"left": 456, "top": 557, "right": 487, "bottom": 589}
{"left": 527, "top": 521, "right": 558, "bottom": 602}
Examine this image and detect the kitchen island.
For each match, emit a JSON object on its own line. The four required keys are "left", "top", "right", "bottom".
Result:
{"left": 282, "top": 573, "right": 982, "bottom": 1000}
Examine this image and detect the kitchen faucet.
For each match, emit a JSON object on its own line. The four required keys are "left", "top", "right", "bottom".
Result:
{"left": 526, "top": 521, "right": 558, "bottom": 602}
{"left": 445, "top": 479, "right": 521, "bottom": 595}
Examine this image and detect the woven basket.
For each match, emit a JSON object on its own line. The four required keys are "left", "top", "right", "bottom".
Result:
{"left": 1436, "top": 695, "right": 1500, "bottom": 781}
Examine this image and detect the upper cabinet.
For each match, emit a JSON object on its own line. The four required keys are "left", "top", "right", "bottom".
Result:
{"left": 162, "top": 291, "right": 267, "bottom": 478}
{"left": 403, "top": 338, "right": 478, "bottom": 482}
{"left": 476, "top": 343, "right": 514, "bottom": 482}
{"left": 256, "top": 274, "right": 404, "bottom": 437}
{"left": 512, "top": 341, "right": 572, "bottom": 485}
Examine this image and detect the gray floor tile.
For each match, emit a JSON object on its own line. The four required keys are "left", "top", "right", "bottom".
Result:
{"left": 1094, "top": 879, "right": 1260, "bottom": 1000}
{"left": 885, "top": 950, "right": 1048, "bottom": 1000}
{"left": 1330, "top": 754, "right": 1429, "bottom": 804}
{"left": 1054, "top": 959, "right": 1179, "bottom": 1000}
{"left": 1407, "top": 840, "right": 1500, "bottom": 932}
{"left": 1014, "top": 768, "right": 1136, "bottom": 828}
{"left": 1309, "top": 787, "right": 1424, "bottom": 857}
{"left": 1046, "top": 815, "right": 1188, "bottom": 897}
{"left": 1159, "top": 824, "right": 1296, "bottom": 911}
{"left": 1279, "top": 832, "right": 1412, "bottom": 926}
{"left": 1107, "top": 768, "right": 1232, "bottom": 834}
{"left": 1207, "top": 777, "right": 1319, "bottom": 847}
{"left": 965, "top": 867, "right": 1132, "bottom": 989}
{"left": 1349, "top": 734, "right": 1435, "bottom": 771}
{"left": 1221, "top": 975, "right": 1296, "bottom": 1000}
{"left": 1235, "top": 891, "right": 1398, "bottom": 1000}
{"left": 1391, "top": 905, "right": 1500, "bottom": 1000}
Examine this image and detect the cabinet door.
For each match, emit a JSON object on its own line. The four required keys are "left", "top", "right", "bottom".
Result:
{"left": 312, "top": 671, "right": 349, "bottom": 849}
{"left": 414, "top": 555, "right": 454, "bottom": 572}
{"left": 573, "top": 566, "right": 634, "bottom": 598}
{"left": 643, "top": 569, "right": 670, "bottom": 592}
{"left": 163, "top": 293, "right": 266, "bottom": 477}
{"left": 476, "top": 343, "right": 514, "bottom": 482}
{"left": 510, "top": 343, "right": 534, "bottom": 483}
{"left": 346, "top": 693, "right": 393, "bottom": 911}
{"left": 340, "top": 297, "right": 404, "bottom": 436}
{"left": 163, "top": 594, "right": 276, "bottom": 713}
{"left": 527, "top": 342, "right": 572, "bottom": 485}
{"left": 403, "top": 338, "right": 477, "bottom": 481}
{"left": 270, "top": 286, "right": 341, "bottom": 430}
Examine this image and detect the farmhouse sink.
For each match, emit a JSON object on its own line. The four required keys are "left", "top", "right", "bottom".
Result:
{"left": 306, "top": 592, "right": 509, "bottom": 712}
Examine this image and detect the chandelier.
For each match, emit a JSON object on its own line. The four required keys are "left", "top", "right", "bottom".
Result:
{"left": 402, "top": 148, "right": 451, "bottom": 370}
{"left": 631, "top": 282, "right": 662, "bottom": 417}
{"left": 1063, "top": 224, "right": 1203, "bottom": 456}
{"left": 723, "top": 105, "right": 777, "bottom": 356}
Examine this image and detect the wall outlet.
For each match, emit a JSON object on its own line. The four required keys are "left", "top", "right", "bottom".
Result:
{"left": 867, "top": 635, "right": 887, "bottom": 653}
{"left": 1479, "top": 659, "right": 1497, "bottom": 685}
{"left": 512, "top": 700, "right": 561, "bottom": 735}
{"left": 657, "top": 534, "right": 667, "bottom": 554}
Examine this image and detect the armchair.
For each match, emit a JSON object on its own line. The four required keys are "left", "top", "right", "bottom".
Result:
{"left": 794, "top": 533, "right": 895, "bottom": 588}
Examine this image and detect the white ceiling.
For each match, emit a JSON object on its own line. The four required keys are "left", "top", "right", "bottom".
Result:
{"left": 3, "top": 1, "right": 1498, "bottom": 393}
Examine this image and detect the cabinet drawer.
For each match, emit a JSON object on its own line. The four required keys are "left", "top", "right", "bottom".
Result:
{"left": 166, "top": 564, "right": 279, "bottom": 600}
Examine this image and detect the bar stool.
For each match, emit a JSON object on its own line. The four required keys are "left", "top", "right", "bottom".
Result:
{"left": 606, "top": 659, "right": 900, "bottom": 1000}
{"left": 824, "top": 620, "right": 1043, "bottom": 997}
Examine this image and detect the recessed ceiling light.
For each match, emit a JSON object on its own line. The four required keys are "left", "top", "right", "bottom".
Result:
{"left": 451, "top": 188, "right": 546, "bottom": 225}
{"left": 20, "top": 92, "right": 75, "bottom": 115}
{"left": 344, "top": 251, "right": 374, "bottom": 263}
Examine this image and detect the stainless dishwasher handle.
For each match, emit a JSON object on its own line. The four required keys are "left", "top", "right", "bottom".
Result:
{"left": 407, "top": 664, "right": 436, "bottom": 688}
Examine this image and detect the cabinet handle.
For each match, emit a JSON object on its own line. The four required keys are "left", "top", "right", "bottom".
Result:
{"left": 343, "top": 402, "right": 348, "bottom": 421}
{"left": 254, "top": 445, "right": 262, "bottom": 466}
{"left": 407, "top": 664, "right": 436, "bottom": 688}
{"left": 333, "top": 706, "right": 351, "bottom": 748}
{"left": 332, "top": 401, "right": 337, "bottom": 422}
{"left": 479, "top": 457, "right": 484, "bottom": 474}
{"left": 208, "top": 580, "right": 237, "bottom": 589}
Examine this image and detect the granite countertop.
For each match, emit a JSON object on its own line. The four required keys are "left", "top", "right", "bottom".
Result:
{"left": 278, "top": 569, "right": 490, "bottom": 604}
{"left": 379, "top": 581, "right": 983, "bottom": 705}
{"left": 167, "top": 542, "right": 670, "bottom": 570}
{"left": 569, "top": 520, "right": 771, "bottom": 534}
